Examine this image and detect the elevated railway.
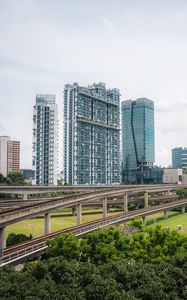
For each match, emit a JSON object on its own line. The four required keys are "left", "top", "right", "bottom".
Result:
{"left": 1, "top": 197, "right": 187, "bottom": 267}
{"left": 0, "top": 184, "right": 184, "bottom": 227}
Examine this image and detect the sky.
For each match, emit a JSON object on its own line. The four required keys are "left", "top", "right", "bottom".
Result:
{"left": 1, "top": 0, "right": 187, "bottom": 169}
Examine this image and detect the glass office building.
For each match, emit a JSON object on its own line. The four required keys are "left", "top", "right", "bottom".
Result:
{"left": 122, "top": 98, "right": 155, "bottom": 184}
{"left": 64, "top": 82, "right": 120, "bottom": 185}
{"left": 172, "top": 147, "right": 187, "bottom": 169}
{"left": 32, "top": 94, "right": 58, "bottom": 186}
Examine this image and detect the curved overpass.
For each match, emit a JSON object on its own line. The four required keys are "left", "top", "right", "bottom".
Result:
{"left": 0, "top": 184, "right": 185, "bottom": 228}
{"left": 1, "top": 197, "right": 187, "bottom": 267}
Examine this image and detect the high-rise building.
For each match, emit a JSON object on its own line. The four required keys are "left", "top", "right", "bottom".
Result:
{"left": 0, "top": 136, "right": 20, "bottom": 176}
{"left": 122, "top": 98, "right": 155, "bottom": 184}
{"left": 32, "top": 94, "right": 58, "bottom": 186}
{"left": 7, "top": 140, "right": 20, "bottom": 173}
{"left": 172, "top": 147, "right": 187, "bottom": 169}
{"left": 64, "top": 82, "right": 120, "bottom": 185}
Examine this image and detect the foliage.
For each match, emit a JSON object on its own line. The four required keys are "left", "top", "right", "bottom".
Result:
{"left": 7, "top": 233, "right": 32, "bottom": 247}
{"left": 176, "top": 188, "right": 187, "bottom": 198}
{"left": 130, "top": 217, "right": 143, "bottom": 229}
{"left": 2, "top": 224, "right": 187, "bottom": 298}
{"left": 2, "top": 253, "right": 187, "bottom": 299}
{"left": 0, "top": 172, "right": 25, "bottom": 186}
{"left": 47, "top": 223, "right": 187, "bottom": 264}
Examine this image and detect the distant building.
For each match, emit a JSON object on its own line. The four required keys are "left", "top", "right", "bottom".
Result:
{"left": 0, "top": 136, "right": 20, "bottom": 176}
{"left": 32, "top": 94, "right": 58, "bottom": 186}
{"left": 172, "top": 147, "right": 187, "bottom": 169}
{"left": 7, "top": 140, "right": 20, "bottom": 174}
{"left": 20, "top": 169, "right": 34, "bottom": 183}
{"left": 64, "top": 82, "right": 120, "bottom": 185}
{"left": 0, "top": 136, "right": 10, "bottom": 176}
{"left": 163, "top": 168, "right": 182, "bottom": 184}
{"left": 122, "top": 98, "right": 155, "bottom": 184}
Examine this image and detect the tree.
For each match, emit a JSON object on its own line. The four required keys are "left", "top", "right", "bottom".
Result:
{"left": 130, "top": 217, "right": 144, "bottom": 229}
{"left": 47, "top": 233, "right": 80, "bottom": 260}
{"left": 7, "top": 233, "right": 32, "bottom": 247}
{"left": 7, "top": 172, "right": 25, "bottom": 186}
{"left": 0, "top": 173, "right": 8, "bottom": 185}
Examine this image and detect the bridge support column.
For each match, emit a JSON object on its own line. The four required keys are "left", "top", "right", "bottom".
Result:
{"left": 142, "top": 216, "right": 147, "bottom": 226}
{"left": 103, "top": 197, "right": 107, "bottom": 218}
{"left": 72, "top": 207, "right": 76, "bottom": 216}
{"left": 124, "top": 194, "right": 128, "bottom": 213}
{"left": 23, "top": 194, "right": 28, "bottom": 200}
{"left": 164, "top": 210, "right": 168, "bottom": 219}
{"left": 77, "top": 203, "right": 82, "bottom": 225}
{"left": 0, "top": 227, "right": 6, "bottom": 249}
{"left": 144, "top": 192, "right": 149, "bottom": 208}
{"left": 181, "top": 206, "right": 185, "bottom": 214}
{"left": 44, "top": 213, "right": 51, "bottom": 235}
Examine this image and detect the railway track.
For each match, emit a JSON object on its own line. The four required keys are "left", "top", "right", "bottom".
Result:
{"left": 1, "top": 197, "right": 187, "bottom": 267}
{"left": 0, "top": 185, "right": 181, "bottom": 226}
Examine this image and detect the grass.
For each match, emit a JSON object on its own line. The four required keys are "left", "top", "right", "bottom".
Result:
{"left": 6, "top": 208, "right": 120, "bottom": 238}
{"left": 7, "top": 206, "right": 187, "bottom": 238}
{"left": 149, "top": 211, "right": 187, "bottom": 234}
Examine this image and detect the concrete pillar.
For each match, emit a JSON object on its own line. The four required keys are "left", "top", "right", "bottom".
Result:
{"left": 124, "top": 194, "right": 128, "bottom": 213}
{"left": 164, "top": 210, "right": 168, "bottom": 219}
{"left": 181, "top": 206, "right": 185, "bottom": 214}
{"left": 44, "top": 212, "right": 51, "bottom": 235}
{"left": 23, "top": 194, "right": 28, "bottom": 200}
{"left": 72, "top": 207, "right": 76, "bottom": 216}
{"left": 103, "top": 197, "right": 107, "bottom": 218}
{"left": 77, "top": 203, "right": 82, "bottom": 225}
{"left": 142, "top": 216, "right": 147, "bottom": 225}
{"left": 0, "top": 227, "right": 6, "bottom": 249}
{"left": 144, "top": 191, "right": 149, "bottom": 208}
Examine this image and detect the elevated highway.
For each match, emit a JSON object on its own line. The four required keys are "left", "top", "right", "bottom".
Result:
{"left": 0, "top": 184, "right": 185, "bottom": 197}
{"left": 0, "top": 185, "right": 184, "bottom": 227}
{"left": 1, "top": 197, "right": 187, "bottom": 267}
{"left": 0, "top": 184, "right": 186, "bottom": 249}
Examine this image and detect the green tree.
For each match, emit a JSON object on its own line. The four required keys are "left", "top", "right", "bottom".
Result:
{"left": 7, "top": 233, "right": 32, "bottom": 247}
{"left": 7, "top": 172, "right": 25, "bottom": 186}
{"left": 47, "top": 233, "right": 80, "bottom": 260}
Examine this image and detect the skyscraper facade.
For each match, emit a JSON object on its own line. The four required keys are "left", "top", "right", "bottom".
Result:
{"left": 7, "top": 140, "right": 20, "bottom": 174}
{"left": 0, "top": 136, "right": 20, "bottom": 176}
{"left": 122, "top": 98, "right": 155, "bottom": 184}
{"left": 32, "top": 94, "right": 58, "bottom": 186}
{"left": 64, "top": 82, "right": 120, "bottom": 185}
{"left": 172, "top": 147, "right": 187, "bottom": 169}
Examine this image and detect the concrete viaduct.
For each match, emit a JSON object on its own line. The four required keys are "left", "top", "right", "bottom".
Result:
{"left": 1, "top": 197, "right": 187, "bottom": 267}
{"left": 0, "top": 184, "right": 186, "bottom": 250}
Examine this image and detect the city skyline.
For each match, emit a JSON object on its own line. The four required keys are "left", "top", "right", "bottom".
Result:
{"left": 1, "top": 0, "right": 187, "bottom": 169}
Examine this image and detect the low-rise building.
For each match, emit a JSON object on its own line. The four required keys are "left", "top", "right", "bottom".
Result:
{"left": 163, "top": 168, "right": 182, "bottom": 184}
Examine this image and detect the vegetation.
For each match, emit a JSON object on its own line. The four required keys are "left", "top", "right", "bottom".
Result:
{"left": 7, "top": 233, "right": 32, "bottom": 247}
{"left": 46, "top": 222, "right": 187, "bottom": 264}
{"left": 0, "top": 172, "right": 25, "bottom": 186}
{"left": 176, "top": 188, "right": 187, "bottom": 198}
{"left": 2, "top": 222, "right": 187, "bottom": 299}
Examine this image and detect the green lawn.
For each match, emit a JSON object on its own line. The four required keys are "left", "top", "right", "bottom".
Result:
{"left": 6, "top": 209, "right": 120, "bottom": 238}
{"left": 7, "top": 207, "right": 187, "bottom": 238}
{"left": 149, "top": 212, "right": 187, "bottom": 234}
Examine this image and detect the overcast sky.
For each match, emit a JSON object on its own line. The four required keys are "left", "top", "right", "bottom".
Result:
{"left": 1, "top": 0, "right": 187, "bottom": 169}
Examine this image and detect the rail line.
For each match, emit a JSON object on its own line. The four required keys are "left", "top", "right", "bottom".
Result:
{"left": 0, "top": 185, "right": 183, "bottom": 227}
{"left": 1, "top": 197, "right": 187, "bottom": 267}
